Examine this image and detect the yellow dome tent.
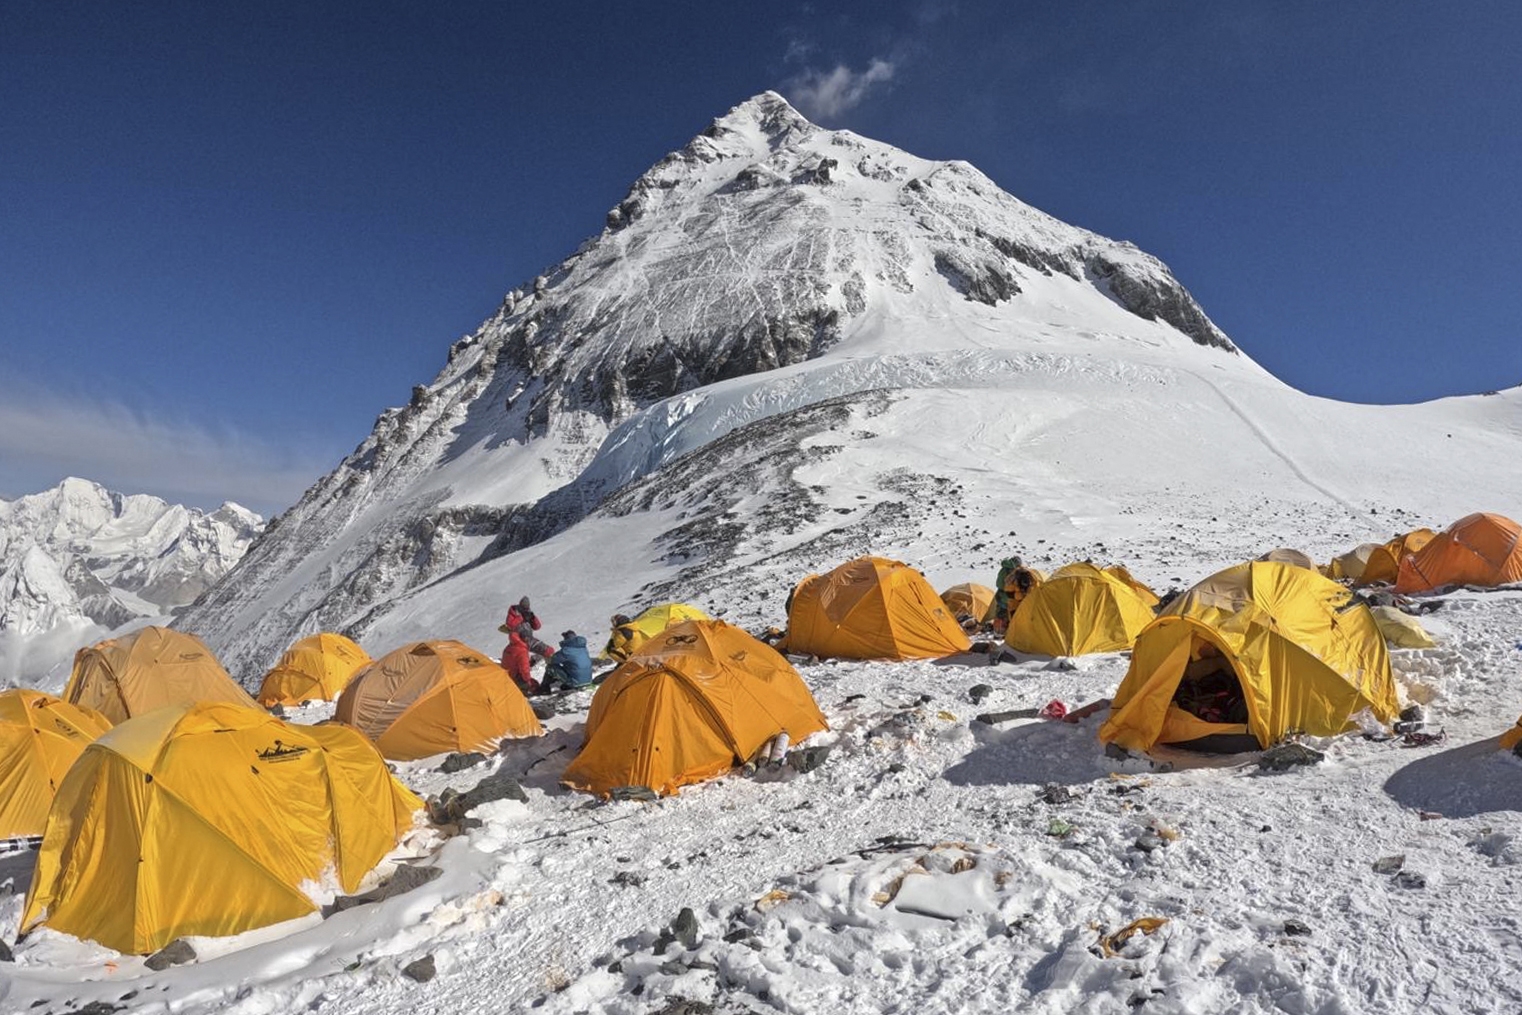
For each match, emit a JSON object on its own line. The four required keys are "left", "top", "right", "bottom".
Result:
{"left": 64, "top": 626, "right": 257, "bottom": 725}
{"left": 1005, "top": 562, "right": 1158, "bottom": 657}
{"left": 940, "top": 583, "right": 996, "bottom": 625}
{"left": 335, "top": 640, "right": 543, "bottom": 760}
{"left": 0, "top": 690, "right": 111, "bottom": 838}
{"left": 1395, "top": 512, "right": 1522, "bottom": 594}
{"left": 20, "top": 701, "right": 419, "bottom": 955}
{"left": 1102, "top": 565, "right": 1161, "bottom": 609}
{"left": 785, "top": 556, "right": 971, "bottom": 660}
{"left": 563, "top": 620, "right": 828, "bottom": 798}
{"left": 1358, "top": 528, "right": 1437, "bottom": 586}
{"left": 603, "top": 603, "right": 711, "bottom": 662}
{"left": 1326, "top": 543, "right": 1381, "bottom": 582}
{"left": 257, "top": 632, "right": 372, "bottom": 707}
{"left": 1256, "top": 548, "right": 1317, "bottom": 570}
{"left": 1100, "top": 561, "right": 1397, "bottom": 753}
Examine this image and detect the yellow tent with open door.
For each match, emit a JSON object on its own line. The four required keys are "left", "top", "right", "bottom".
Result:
{"left": 603, "top": 603, "right": 711, "bottom": 661}
{"left": 335, "top": 640, "right": 542, "bottom": 760}
{"left": 785, "top": 556, "right": 971, "bottom": 660}
{"left": 257, "top": 632, "right": 371, "bottom": 707}
{"left": 20, "top": 701, "right": 419, "bottom": 954}
{"left": 1005, "top": 562, "right": 1158, "bottom": 656}
{"left": 64, "top": 626, "right": 256, "bottom": 725}
{"left": 0, "top": 690, "right": 111, "bottom": 838}
{"left": 563, "top": 620, "right": 827, "bottom": 798}
{"left": 1100, "top": 561, "right": 1396, "bottom": 752}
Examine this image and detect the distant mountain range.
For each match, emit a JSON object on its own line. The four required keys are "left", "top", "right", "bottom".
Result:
{"left": 0, "top": 477, "right": 260, "bottom": 684}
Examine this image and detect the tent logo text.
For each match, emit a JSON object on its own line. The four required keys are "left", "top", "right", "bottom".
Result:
{"left": 256, "top": 740, "right": 310, "bottom": 763}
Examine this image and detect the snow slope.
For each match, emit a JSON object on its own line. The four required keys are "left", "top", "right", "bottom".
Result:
{"left": 0, "top": 478, "right": 261, "bottom": 687}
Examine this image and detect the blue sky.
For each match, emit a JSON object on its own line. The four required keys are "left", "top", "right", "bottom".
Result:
{"left": 3, "top": 1, "right": 1519, "bottom": 514}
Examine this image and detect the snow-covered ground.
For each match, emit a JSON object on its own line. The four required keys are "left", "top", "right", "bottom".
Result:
{"left": 3, "top": 554, "right": 1520, "bottom": 1014}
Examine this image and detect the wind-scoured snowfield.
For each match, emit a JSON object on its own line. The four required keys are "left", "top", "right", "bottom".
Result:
{"left": 1, "top": 93, "right": 1519, "bottom": 1013}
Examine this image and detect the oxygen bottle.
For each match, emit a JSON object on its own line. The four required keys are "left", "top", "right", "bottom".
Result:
{"left": 767, "top": 731, "right": 791, "bottom": 767}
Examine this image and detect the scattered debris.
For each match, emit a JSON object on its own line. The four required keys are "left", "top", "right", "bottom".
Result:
{"left": 438, "top": 752, "right": 488, "bottom": 774}
{"left": 968, "top": 683, "right": 994, "bottom": 704}
{"left": 1133, "top": 834, "right": 1166, "bottom": 853}
{"left": 974, "top": 708, "right": 1039, "bottom": 725}
{"left": 1038, "top": 699, "right": 1069, "bottom": 719}
{"left": 609, "top": 785, "right": 660, "bottom": 802}
{"left": 1283, "top": 919, "right": 1312, "bottom": 937}
{"left": 1401, "top": 729, "right": 1447, "bottom": 748}
{"left": 1098, "top": 917, "right": 1169, "bottom": 957}
{"left": 609, "top": 870, "right": 647, "bottom": 888}
{"left": 1372, "top": 855, "right": 1405, "bottom": 875}
{"left": 1258, "top": 743, "right": 1325, "bottom": 771}
{"left": 1393, "top": 871, "right": 1427, "bottom": 890}
{"left": 787, "top": 745, "right": 832, "bottom": 773}
{"left": 1039, "top": 784, "right": 1079, "bottom": 805}
{"left": 1047, "top": 818, "right": 1076, "bottom": 838}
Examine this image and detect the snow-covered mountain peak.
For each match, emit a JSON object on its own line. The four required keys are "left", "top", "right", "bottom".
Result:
{"left": 0, "top": 478, "right": 264, "bottom": 686}
{"left": 177, "top": 91, "right": 1519, "bottom": 680}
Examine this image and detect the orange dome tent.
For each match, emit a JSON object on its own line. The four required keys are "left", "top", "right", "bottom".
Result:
{"left": 1394, "top": 513, "right": 1522, "bottom": 594}
{"left": 335, "top": 640, "right": 542, "bottom": 760}
{"left": 0, "top": 690, "right": 111, "bottom": 838}
{"left": 563, "top": 620, "right": 827, "bottom": 798}
{"left": 21, "top": 702, "right": 419, "bottom": 954}
{"left": 785, "top": 557, "right": 971, "bottom": 660}
{"left": 1501, "top": 718, "right": 1522, "bottom": 752}
{"left": 257, "top": 632, "right": 371, "bottom": 707}
{"left": 64, "top": 626, "right": 257, "bottom": 725}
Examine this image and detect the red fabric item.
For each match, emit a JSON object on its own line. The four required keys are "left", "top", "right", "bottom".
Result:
{"left": 1038, "top": 699, "right": 1068, "bottom": 720}
{"left": 500, "top": 640, "right": 538, "bottom": 693}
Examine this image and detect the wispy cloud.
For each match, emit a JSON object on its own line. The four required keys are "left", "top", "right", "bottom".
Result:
{"left": 0, "top": 385, "right": 329, "bottom": 516}
{"left": 784, "top": 58, "right": 897, "bottom": 122}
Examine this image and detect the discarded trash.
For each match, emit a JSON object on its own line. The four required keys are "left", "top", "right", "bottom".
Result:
{"left": 1372, "top": 854, "right": 1405, "bottom": 875}
{"left": 1047, "top": 818, "right": 1075, "bottom": 838}
{"left": 1099, "top": 917, "right": 1169, "bottom": 957}
{"left": 1038, "top": 700, "right": 1068, "bottom": 720}
{"left": 1393, "top": 871, "right": 1427, "bottom": 889}
{"left": 974, "top": 709, "right": 1039, "bottom": 725}
{"left": 1259, "top": 743, "right": 1325, "bottom": 771}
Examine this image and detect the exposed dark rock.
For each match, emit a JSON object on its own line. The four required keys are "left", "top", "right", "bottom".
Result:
{"left": 672, "top": 907, "right": 699, "bottom": 950}
{"left": 144, "top": 937, "right": 197, "bottom": 970}
{"left": 402, "top": 954, "right": 436, "bottom": 982}
{"left": 786, "top": 745, "right": 831, "bottom": 773}
{"left": 1393, "top": 871, "right": 1427, "bottom": 890}
{"left": 968, "top": 684, "right": 994, "bottom": 704}
{"left": 326, "top": 863, "right": 444, "bottom": 914}
{"left": 1283, "top": 919, "right": 1312, "bottom": 937}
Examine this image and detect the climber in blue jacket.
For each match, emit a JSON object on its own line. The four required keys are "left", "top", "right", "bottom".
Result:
{"left": 541, "top": 630, "right": 594, "bottom": 691}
